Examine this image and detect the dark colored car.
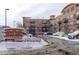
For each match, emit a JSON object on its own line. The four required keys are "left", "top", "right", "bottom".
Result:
{"left": 47, "top": 32, "right": 53, "bottom": 35}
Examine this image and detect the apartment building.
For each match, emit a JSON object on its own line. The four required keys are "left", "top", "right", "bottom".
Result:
{"left": 23, "top": 17, "right": 52, "bottom": 35}
{"left": 56, "top": 3, "right": 79, "bottom": 33}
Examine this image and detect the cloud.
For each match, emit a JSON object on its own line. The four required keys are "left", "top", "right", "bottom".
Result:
{"left": 0, "top": 2, "right": 68, "bottom": 27}
{"left": 18, "top": 3, "right": 67, "bottom": 19}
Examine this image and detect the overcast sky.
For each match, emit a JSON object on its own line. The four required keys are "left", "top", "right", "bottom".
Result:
{"left": 0, "top": 0, "right": 68, "bottom": 27}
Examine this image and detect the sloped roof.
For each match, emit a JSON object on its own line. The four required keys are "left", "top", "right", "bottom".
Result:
{"left": 61, "top": 3, "right": 79, "bottom": 13}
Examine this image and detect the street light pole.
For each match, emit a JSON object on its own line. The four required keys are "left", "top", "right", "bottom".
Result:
{"left": 5, "top": 9, "right": 9, "bottom": 26}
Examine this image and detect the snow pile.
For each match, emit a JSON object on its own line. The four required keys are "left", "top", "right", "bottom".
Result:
{"left": 0, "top": 37, "right": 48, "bottom": 51}
{"left": 0, "top": 27, "right": 5, "bottom": 41}
{"left": 47, "top": 35, "right": 69, "bottom": 40}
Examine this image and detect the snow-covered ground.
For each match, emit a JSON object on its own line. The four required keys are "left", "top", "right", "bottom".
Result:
{"left": 0, "top": 38, "right": 48, "bottom": 51}
{"left": 1, "top": 34, "right": 79, "bottom": 51}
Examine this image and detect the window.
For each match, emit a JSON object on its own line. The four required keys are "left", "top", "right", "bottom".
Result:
{"left": 73, "top": 13, "right": 79, "bottom": 19}
{"left": 76, "top": 4, "right": 79, "bottom": 7}
{"left": 76, "top": 14, "right": 79, "bottom": 20}
{"left": 71, "top": 7, "right": 74, "bottom": 11}
{"left": 77, "top": 23, "right": 79, "bottom": 29}
{"left": 67, "top": 9, "right": 69, "bottom": 13}
{"left": 63, "top": 18, "right": 68, "bottom": 23}
{"left": 42, "top": 20, "right": 47, "bottom": 24}
{"left": 42, "top": 26, "right": 48, "bottom": 32}
{"left": 58, "top": 21, "right": 61, "bottom": 26}
{"left": 30, "top": 21, "right": 35, "bottom": 24}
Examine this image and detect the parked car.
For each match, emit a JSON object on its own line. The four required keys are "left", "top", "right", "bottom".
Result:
{"left": 47, "top": 32, "right": 69, "bottom": 41}
{"left": 47, "top": 32, "right": 53, "bottom": 35}
{"left": 68, "top": 31, "right": 79, "bottom": 39}
{"left": 53, "top": 32, "right": 65, "bottom": 37}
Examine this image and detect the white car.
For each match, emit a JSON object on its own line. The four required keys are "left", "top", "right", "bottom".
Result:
{"left": 68, "top": 31, "right": 79, "bottom": 39}
{"left": 53, "top": 32, "right": 65, "bottom": 37}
